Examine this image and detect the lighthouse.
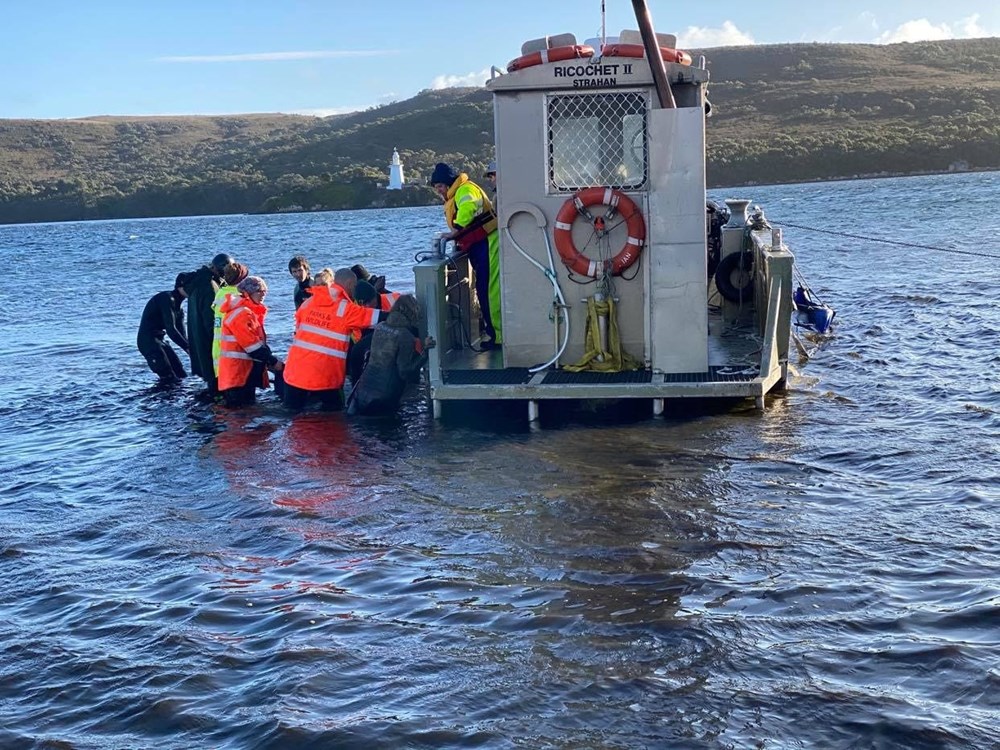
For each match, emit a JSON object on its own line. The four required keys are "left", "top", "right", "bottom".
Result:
{"left": 387, "top": 148, "right": 405, "bottom": 190}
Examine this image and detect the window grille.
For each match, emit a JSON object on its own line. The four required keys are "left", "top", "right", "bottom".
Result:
{"left": 547, "top": 92, "right": 648, "bottom": 192}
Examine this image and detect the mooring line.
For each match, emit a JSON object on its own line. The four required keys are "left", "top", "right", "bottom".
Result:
{"left": 772, "top": 220, "right": 1000, "bottom": 260}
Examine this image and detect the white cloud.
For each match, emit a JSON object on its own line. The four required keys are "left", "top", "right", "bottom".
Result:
{"left": 284, "top": 93, "right": 399, "bottom": 118}
{"left": 677, "top": 21, "right": 754, "bottom": 48}
{"left": 876, "top": 14, "right": 992, "bottom": 43}
{"left": 155, "top": 50, "right": 396, "bottom": 63}
{"left": 959, "top": 14, "right": 989, "bottom": 37}
{"left": 285, "top": 106, "right": 361, "bottom": 117}
{"left": 859, "top": 11, "right": 879, "bottom": 32}
{"left": 430, "top": 67, "right": 492, "bottom": 89}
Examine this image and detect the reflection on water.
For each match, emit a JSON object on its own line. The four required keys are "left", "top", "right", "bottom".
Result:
{"left": 1, "top": 174, "right": 999, "bottom": 747}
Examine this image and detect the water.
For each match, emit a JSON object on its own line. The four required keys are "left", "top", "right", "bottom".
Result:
{"left": 1, "top": 173, "right": 998, "bottom": 749}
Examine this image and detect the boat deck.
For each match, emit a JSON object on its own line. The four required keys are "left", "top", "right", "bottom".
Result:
{"left": 430, "top": 307, "right": 779, "bottom": 402}
{"left": 416, "top": 230, "right": 794, "bottom": 414}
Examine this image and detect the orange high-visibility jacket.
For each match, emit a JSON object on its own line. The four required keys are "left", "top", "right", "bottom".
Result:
{"left": 283, "top": 284, "right": 380, "bottom": 391}
{"left": 379, "top": 291, "right": 401, "bottom": 312}
{"left": 218, "top": 294, "right": 271, "bottom": 391}
{"left": 348, "top": 291, "right": 401, "bottom": 343}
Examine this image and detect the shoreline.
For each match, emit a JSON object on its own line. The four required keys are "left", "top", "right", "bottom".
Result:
{"left": 1, "top": 168, "right": 996, "bottom": 228}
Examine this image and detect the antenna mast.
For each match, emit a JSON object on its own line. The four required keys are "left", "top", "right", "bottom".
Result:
{"left": 601, "top": 0, "right": 606, "bottom": 48}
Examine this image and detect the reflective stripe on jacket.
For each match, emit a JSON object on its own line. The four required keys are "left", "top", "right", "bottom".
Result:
{"left": 283, "top": 284, "right": 381, "bottom": 391}
{"left": 212, "top": 284, "right": 240, "bottom": 375}
{"left": 218, "top": 294, "right": 270, "bottom": 391}
{"left": 379, "top": 291, "right": 401, "bottom": 312}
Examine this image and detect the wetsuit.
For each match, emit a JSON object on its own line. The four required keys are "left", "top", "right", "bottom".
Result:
{"left": 294, "top": 277, "right": 313, "bottom": 310}
{"left": 137, "top": 290, "right": 188, "bottom": 380}
{"left": 185, "top": 265, "right": 221, "bottom": 392}
{"left": 346, "top": 329, "right": 374, "bottom": 385}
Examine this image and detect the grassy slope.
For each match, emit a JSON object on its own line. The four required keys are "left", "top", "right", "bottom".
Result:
{"left": 0, "top": 38, "right": 997, "bottom": 222}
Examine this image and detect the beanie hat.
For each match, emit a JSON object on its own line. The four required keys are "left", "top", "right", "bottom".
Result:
{"left": 211, "top": 253, "right": 233, "bottom": 273}
{"left": 175, "top": 272, "right": 195, "bottom": 291}
{"left": 429, "top": 162, "right": 458, "bottom": 186}
{"left": 351, "top": 263, "right": 372, "bottom": 282}
{"left": 223, "top": 261, "right": 249, "bottom": 286}
{"left": 353, "top": 280, "right": 378, "bottom": 306}
{"left": 237, "top": 275, "right": 268, "bottom": 297}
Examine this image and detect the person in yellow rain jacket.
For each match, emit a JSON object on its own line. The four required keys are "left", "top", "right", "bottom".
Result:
{"left": 212, "top": 261, "right": 249, "bottom": 376}
{"left": 430, "top": 162, "right": 502, "bottom": 349}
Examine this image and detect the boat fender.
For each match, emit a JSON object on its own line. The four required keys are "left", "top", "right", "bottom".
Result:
{"left": 714, "top": 250, "right": 755, "bottom": 302}
{"left": 599, "top": 43, "right": 692, "bottom": 66}
{"left": 507, "top": 44, "right": 595, "bottom": 72}
{"left": 553, "top": 187, "right": 646, "bottom": 278}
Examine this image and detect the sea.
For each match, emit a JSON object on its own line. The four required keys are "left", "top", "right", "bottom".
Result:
{"left": 1, "top": 171, "right": 998, "bottom": 749}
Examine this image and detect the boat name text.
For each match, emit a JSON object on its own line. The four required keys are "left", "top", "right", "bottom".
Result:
{"left": 554, "top": 62, "right": 632, "bottom": 88}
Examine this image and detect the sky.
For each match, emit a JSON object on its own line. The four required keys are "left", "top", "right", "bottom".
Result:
{"left": 1, "top": 1, "right": 997, "bottom": 120}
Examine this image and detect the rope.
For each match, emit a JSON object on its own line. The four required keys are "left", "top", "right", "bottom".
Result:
{"left": 772, "top": 220, "right": 1000, "bottom": 260}
{"left": 563, "top": 296, "right": 641, "bottom": 373}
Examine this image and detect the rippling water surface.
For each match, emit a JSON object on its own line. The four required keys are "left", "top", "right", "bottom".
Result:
{"left": 1, "top": 174, "right": 998, "bottom": 749}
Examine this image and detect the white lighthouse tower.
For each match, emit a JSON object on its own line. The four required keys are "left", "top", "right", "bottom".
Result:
{"left": 387, "top": 147, "right": 405, "bottom": 190}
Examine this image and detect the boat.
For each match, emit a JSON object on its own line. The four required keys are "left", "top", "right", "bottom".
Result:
{"left": 414, "top": 1, "right": 833, "bottom": 422}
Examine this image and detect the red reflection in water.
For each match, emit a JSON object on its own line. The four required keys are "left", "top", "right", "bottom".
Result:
{"left": 206, "top": 412, "right": 384, "bottom": 609}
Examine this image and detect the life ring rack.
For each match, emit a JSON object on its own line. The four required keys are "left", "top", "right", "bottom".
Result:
{"left": 600, "top": 43, "right": 693, "bottom": 66}
{"left": 507, "top": 44, "right": 595, "bottom": 72}
{"left": 553, "top": 187, "right": 646, "bottom": 278}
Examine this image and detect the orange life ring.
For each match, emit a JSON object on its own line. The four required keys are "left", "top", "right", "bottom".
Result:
{"left": 600, "top": 43, "right": 692, "bottom": 66}
{"left": 507, "top": 44, "right": 595, "bottom": 72}
{"left": 553, "top": 187, "right": 646, "bottom": 278}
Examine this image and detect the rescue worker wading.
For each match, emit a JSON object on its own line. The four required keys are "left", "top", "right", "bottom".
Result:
{"left": 282, "top": 267, "right": 382, "bottom": 412}
{"left": 218, "top": 276, "right": 284, "bottom": 408}
{"left": 136, "top": 273, "right": 192, "bottom": 383}
{"left": 212, "top": 261, "right": 250, "bottom": 376}
{"left": 430, "top": 162, "right": 502, "bottom": 349}
{"left": 185, "top": 253, "right": 233, "bottom": 397}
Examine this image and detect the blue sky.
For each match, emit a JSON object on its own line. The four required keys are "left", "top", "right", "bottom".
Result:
{"left": 2, "top": 0, "right": 997, "bottom": 119}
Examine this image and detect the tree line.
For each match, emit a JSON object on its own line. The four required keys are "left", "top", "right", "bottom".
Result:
{"left": 1, "top": 37, "right": 998, "bottom": 224}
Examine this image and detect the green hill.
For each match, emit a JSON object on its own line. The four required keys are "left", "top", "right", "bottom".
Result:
{"left": 1, "top": 38, "right": 997, "bottom": 224}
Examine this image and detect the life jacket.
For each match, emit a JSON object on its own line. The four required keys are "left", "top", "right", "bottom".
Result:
{"left": 444, "top": 174, "right": 498, "bottom": 252}
{"left": 218, "top": 294, "right": 270, "bottom": 391}
{"left": 283, "top": 284, "right": 381, "bottom": 391}
{"left": 212, "top": 284, "right": 242, "bottom": 375}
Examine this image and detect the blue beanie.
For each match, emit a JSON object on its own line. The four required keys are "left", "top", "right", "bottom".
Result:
{"left": 430, "top": 162, "right": 458, "bottom": 186}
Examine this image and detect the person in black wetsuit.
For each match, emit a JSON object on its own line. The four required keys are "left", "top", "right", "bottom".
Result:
{"left": 348, "top": 294, "right": 435, "bottom": 416}
{"left": 346, "top": 280, "right": 380, "bottom": 385}
{"left": 289, "top": 255, "right": 313, "bottom": 310}
{"left": 184, "top": 253, "right": 233, "bottom": 396}
{"left": 137, "top": 273, "right": 192, "bottom": 382}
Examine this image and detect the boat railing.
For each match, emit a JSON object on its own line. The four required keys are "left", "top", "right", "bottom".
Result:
{"left": 415, "top": 252, "right": 478, "bottom": 386}
{"left": 749, "top": 227, "right": 795, "bottom": 383}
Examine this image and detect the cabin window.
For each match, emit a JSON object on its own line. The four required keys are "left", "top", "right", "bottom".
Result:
{"left": 546, "top": 92, "right": 648, "bottom": 192}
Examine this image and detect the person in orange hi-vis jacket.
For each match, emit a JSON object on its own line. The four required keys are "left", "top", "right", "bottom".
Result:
{"left": 282, "top": 267, "right": 382, "bottom": 412}
{"left": 217, "top": 276, "right": 284, "bottom": 408}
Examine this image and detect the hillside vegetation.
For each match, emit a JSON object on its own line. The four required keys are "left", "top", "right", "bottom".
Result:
{"left": 1, "top": 38, "right": 998, "bottom": 224}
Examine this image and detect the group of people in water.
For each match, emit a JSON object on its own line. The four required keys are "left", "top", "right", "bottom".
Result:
{"left": 135, "top": 159, "right": 502, "bottom": 417}
{"left": 136, "top": 252, "right": 433, "bottom": 417}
